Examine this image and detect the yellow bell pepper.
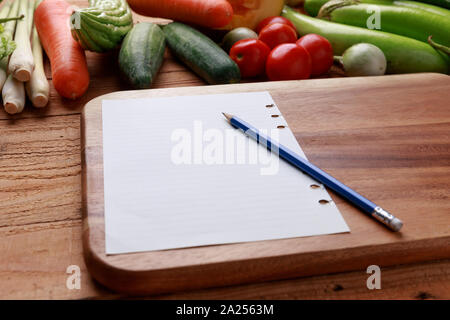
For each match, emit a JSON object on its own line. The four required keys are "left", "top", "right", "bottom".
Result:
{"left": 223, "top": 0, "right": 285, "bottom": 30}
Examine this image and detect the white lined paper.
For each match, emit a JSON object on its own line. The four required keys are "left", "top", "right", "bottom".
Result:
{"left": 102, "top": 92, "right": 349, "bottom": 254}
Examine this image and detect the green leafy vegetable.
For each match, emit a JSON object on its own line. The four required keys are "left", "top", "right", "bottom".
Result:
{"left": 0, "top": 29, "right": 16, "bottom": 60}
{"left": 71, "top": 0, "right": 133, "bottom": 52}
{"left": 0, "top": 15, "right": 25, "bottom": 60}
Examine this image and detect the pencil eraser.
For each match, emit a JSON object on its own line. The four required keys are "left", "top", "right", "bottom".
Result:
{"left": 390, "top": 218, "right": 403, "bottom": 232}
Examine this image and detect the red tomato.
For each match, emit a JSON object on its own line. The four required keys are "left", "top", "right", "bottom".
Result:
{"left": 256, "top": 16, "right": 297, "bottom": 34}
{"left": 229, "top": 39, "right": 271, "bottom": 78}
{"left": 266, "top": 43, "right": 311, "bottom": 81}
{"left": 258, "top": 23, "right": 298, "bottom": 49}
{"left": 296, "top": 34, "right": 333, "bottom": 76}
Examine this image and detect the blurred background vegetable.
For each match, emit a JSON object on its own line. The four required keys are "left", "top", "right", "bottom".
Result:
{"left": 286, "top": 0, "right": 305, "bottom": 6}
{"left": 127, "top": 0, "right": 233, "bottom": 29}
{"left": 222, "top": 0, "right": 285, "bottom": 30}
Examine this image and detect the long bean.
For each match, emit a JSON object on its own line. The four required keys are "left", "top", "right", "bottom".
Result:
{"left": 304, "top": 0, "right": 450, "bottom": 17}
{"left": 318, "top": 0, "right": 450, "bottom": 48}
{"left": 282, "top": 6, "right": 449, "bottom": 74}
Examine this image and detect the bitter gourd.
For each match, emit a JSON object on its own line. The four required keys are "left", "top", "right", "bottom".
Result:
{"left": 71, "top": 0, "right": 133, "bottom": 52}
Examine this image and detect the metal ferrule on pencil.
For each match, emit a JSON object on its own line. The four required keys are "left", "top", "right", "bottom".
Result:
{"left": 371, "top": 207, "right": 403, "bottom": 232}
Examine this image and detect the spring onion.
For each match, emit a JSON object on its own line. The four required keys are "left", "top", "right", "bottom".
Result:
{"left": 25, "top": 0, "right": 48, "bottom": 107}
{"left": 8, "top": 0, "right": 34, "bottom": 82}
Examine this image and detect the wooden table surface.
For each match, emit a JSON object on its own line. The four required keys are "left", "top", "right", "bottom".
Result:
{"left": 0, "top": 0, "right": 449, "bottom": 300}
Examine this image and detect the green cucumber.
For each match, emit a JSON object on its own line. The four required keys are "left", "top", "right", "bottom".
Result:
{"left": 318, "top": 0, "right": 450, "bottom": 48}
{"left": 163, "top": 22, "right": 241, "bottom": 85}
{"left": 119, "top": 23, "right": 166, "bottom": 89}
{"left": 282, "top": 6, "right": 449, "bottom": 74}
{"left": 71, "top": 0, "right": 133, "bottom": 53}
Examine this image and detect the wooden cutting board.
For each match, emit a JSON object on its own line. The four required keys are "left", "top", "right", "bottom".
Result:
{"left": 81, "top": 73, "right": 450, "bottom": 295}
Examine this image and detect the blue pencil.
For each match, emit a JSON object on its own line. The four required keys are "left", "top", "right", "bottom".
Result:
{"left": 222, "top": 113, "right": 403, "bottom": 232}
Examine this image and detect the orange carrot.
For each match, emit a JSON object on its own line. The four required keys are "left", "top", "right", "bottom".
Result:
{"left": 34, "top": 0, "right": 89, "bottom": 100}
{"left": 127, "top": 0, "right": 233, "bottom": 28}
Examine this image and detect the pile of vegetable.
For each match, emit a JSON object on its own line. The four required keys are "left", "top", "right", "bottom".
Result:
{"left": 125, "top": 0, "right": 285, "bottom": 30}
{"left": 0, "top": 0, "right": 134, "bottom": 111}
{"left": 0, "top": 0, "right": 49, "bottom": 114}
{"left": 115, "top": 0, "right": 450, "bottom": 90}
{"left": 2, "top": 0, "right": 448, "bottom": 112}
{"left": 221, "top": 0, "right": 449, "bottom": 79}
{"left": 284, "top": 0, "right": 449, "bottom": 74}
{"left": 225, "top": 17, "right": 335, "bottom": 81}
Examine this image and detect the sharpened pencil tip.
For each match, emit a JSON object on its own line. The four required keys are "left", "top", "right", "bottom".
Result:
{"left": 222, "top": 113, "right": 233, "bottom": 122}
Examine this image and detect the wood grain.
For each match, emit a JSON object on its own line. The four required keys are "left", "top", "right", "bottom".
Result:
{"left": 82, "top": 74, "right": 450, "bottom": 295}
{"left": 0, "top": 115, "right": 81, "bottom": 228}
{"left": 153, "top": 259, "right": 450, "bottom": 300}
